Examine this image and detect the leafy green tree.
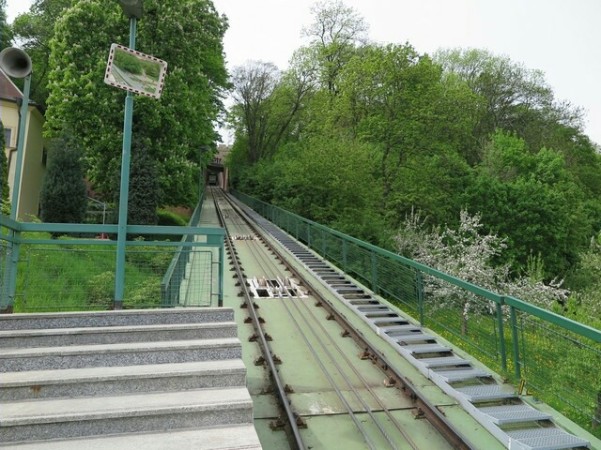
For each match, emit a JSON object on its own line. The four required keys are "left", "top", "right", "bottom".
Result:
{"left": 230, "top": 61, "right": 280, "bottom": 164}
{"left": 40, "top": 136, "right": 87, "bottom": 225}
{"left": 464, "top": 131, "right": 592, "bottom": 277}
{"left": 43, "top": 0, "right": 229, "bottom": 206}
{"left": 10, "top": 0, "right": 74, "bottom": 108}
{"left": 0, "top": 120, "right": 10, "bottom": 215}
{"left": 335, "top": 43, "right": 477, "bottom": 227}
{"left": 0, "top": 0, "right": 12, "bottom": 50}
{"left": 301, "top": 0, "right": 368, "bottom": 95}
{"left": 435, "top": 48, "right": 583, "bottom": 162}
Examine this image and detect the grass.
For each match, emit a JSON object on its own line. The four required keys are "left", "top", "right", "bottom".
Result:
{"left": 11, "top": 232, "right": 173, "bottom": 312}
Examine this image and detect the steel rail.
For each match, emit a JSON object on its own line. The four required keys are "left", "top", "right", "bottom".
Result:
{"left": 225, "top": 190, "right": 476, "bottom": 450}
{"left": 285, "top": 289, "right": 419, "bottom": 450}
{"left": 222, "top": 198, "right": 401, "bottom": 448}
{"left": 217, "top": 190, "right": 391, "bottom": 448}
{"left": 212, "top": 190, "right": 306, "bottom": 450}
{"left": 219, "top": 190, "right": 418, "bottom": 449}
{"left": 280, "top": 291, "right": 404, "bottom": 450}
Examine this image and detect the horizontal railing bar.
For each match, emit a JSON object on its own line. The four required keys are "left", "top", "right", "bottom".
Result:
{"left": 16, "top": 222, "right": 224, "bottom": 236}
{"left": 504, "top": 296, "right": 601, "bottom": 343}
{"left": 0, "top": 214, "right": 22, "bottom": 230}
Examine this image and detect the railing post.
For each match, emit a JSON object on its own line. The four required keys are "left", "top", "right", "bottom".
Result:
{"left": 510, "top": 305, "right": 521, "bottom": 380}
{"left": 416, "top": 270, "right": 424, "bottom": 326}
{"left": 208, "top": 232, "right": 224, "bottom": 307}
{"left": 342, "top": 240, "right": 348, "bottom": 272}
{"left": 322, "top": 228, "right": 326, "bottom": 257}
{"left": 496, "top": 299, "right": 507, "bottom": 372}
{"left": 218, "top": 241, "right": 223, "bottom": 306}
{"left": 370, "top": 252, "right": 378, "bottom": 294}
{"left": 1, "top": 229, "right": 20, "bottom": 313}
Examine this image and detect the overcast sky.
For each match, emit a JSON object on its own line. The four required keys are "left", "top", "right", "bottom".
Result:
{"left": 6, "top": 0, "right": 601, "bottom": 145}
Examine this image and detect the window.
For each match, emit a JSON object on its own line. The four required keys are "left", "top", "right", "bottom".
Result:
{"left": 3, "top": 128, "right": 12, "bottom": 148}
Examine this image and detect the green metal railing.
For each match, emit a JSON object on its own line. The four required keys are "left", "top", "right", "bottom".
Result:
{"left": 1, "top": 213, "right": 224, "bottom": 312}
{"left": 234, "top": 191, "right": 601, "bottom": 437}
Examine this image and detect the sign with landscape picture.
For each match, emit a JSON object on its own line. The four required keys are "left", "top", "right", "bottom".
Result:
{"left": 104, "top": 43, "right": 167, "bottom": 99}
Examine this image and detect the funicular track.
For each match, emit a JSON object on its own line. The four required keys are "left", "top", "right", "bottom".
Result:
{"left": 212, "top": 187, "right": 480, "bottom": 450}
{"left": 219, "top": 187, "right": 593, "bottom": 450}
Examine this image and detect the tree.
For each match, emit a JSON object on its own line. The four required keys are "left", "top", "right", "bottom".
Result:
{"left": 395, "top": 209, "right": 568, "bottom": 335}
{"left": 230, "top": 61, "right": 280, "bottom": 164}
{"left": 0, "top": 121, "right": 10, "bottom": 215}
{"left": 435, "top": 48, "right": 583, "bottom": 162}
{"left": 40, "top": 136, "right": 87, "bottom": 225}
{"left": 335, "top": 43, "right": 477, "bottom": 227}
{"left": 42, "top": 0, "right": 229, "bottom": 206}
{"left": 0, "top": 0, "right": 13, "bottom": 49}
{"left": 302, "top": 0, "right": 368, "bottom": 95}
{"left": 126, "top": 140, "right": 159, "bottom": 225}
{"left": 464, "top": 131, "right": 592, "bottom": 277}
{"left": 10, "top": 0, "right": 75, "bottom": 108}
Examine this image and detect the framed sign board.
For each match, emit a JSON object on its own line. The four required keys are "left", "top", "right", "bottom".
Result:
{"left": 104, "top": 43, "right": 167, "bottom": 99}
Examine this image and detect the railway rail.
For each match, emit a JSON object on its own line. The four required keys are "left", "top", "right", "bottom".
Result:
{"left": 210, "top": 187, "right": 590, "bottom": 450}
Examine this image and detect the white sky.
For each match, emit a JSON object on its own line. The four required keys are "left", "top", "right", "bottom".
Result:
{"left": 6, "top": 0, "right": 601, "bottom": 145}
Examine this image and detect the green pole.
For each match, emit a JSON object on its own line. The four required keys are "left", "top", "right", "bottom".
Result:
{"left": 416, "top": 270, "right": 425, "bottom": 326}
{"left": 510, "top": 305, "right": 521, "bottom": 380}
{"left": 496, "top": 301, "right": 507, "bottom": 372}
{"left": 1, "top": 75, "right": 31, "bottom": 313}
{"left": 10, "top": 75, "right": 31, "bottom": 221}
{"left": 114, "top": 17, "right": 137, "bottom": 309}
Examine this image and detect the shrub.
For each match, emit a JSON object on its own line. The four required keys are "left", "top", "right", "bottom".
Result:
{"left": 127, "top": 278, "right": 161, "bottom": 309}
{"left": 157, "top": 209, "right": 187, "bottom": 226}
{"left": 86, "top": 271, "right": 115, "bottom": 309}
{"left": 40, "top": 136, "right": 87, "bottom": 227}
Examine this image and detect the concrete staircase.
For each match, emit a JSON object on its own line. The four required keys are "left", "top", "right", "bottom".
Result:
{"left": 0, "top": 308, "right": 261, "bottom": 449}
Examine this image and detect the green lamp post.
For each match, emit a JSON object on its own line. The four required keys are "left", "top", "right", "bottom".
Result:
{"left": 0, "top": 47, "right": 32, "bottom": 313}
{"left": 114, "top": 0, "right": 143, "bottom": 309}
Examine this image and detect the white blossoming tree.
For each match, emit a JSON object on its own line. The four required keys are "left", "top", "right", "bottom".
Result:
{"left": 395, "top": 209, "right": 568, "bottom": 335}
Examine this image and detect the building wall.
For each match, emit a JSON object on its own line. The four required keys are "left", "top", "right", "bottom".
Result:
{"left": 1, "top": 99, "right": 46, "bottom": 221}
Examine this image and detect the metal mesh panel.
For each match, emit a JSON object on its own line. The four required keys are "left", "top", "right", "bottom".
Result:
{"left": 420, "top": 272, "right": 503, "bottom": 367}
{"left": 8, "top": 244, "right": 217, "bottom": 313}
{"left": 15, "top": 245, "right": 118, "bottom": 312}
{"left": 513, "top": 310, "right": 601, "bottom": 432}
{"left": 376, "top": 256, "right": 419, "bottom": 316}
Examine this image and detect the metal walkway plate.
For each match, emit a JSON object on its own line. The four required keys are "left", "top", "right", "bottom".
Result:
{"left": 478, "top": 404, "right": 552, "bottom": 425}
{"left": 454, "top": 385, "right": 516, "bottom": 402}
{"left": 378, "top": 325, "right": 416, "bottom": 334}
{"left": 506, "top": 427, "right": 591, "bottom": 450}
{"left": 401, "top": 343, "right": 451, "bottom": 354}
{"left": 417, "top": 356, "right": 470, "bottom": 368}
{"left": 394, "top": 333, "right": 434, "bottom": 343}
{"left": 433, "top": 367, "right": 491, "bottom": 382}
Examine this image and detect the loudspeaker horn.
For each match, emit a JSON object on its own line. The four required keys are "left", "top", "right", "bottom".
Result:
{"left": 0, "top": 47, "right": 32, "bottom": 78}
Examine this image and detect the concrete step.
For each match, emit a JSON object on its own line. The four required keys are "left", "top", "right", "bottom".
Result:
{"left": 0, "top": 387, "right": 253, "bottom": 444}
{"left": 0, "top": 308, "right": 234, "bottom": 331}
{"left": 0, "top": 424, "right": 262, "bottom": 449}
{"left": 0, "top": 338, "right": 242, "bottom": 372}
{"left": 0, "top": 322, "right": 238, "bottom": 348}
{"left": 0, "top": 360, "right": 247, "bottom": 401}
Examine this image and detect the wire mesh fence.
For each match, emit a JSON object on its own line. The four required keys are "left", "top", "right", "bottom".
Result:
{"left": 7, "top": 243, "right": 219, "bottom": 313}
{"left": 234, "top": 190, "right": 601, "bottom": 438}
{"left": 509, "top": 304, "right": 601, "bottom": 434}
{"left": 0, "top": 214, "right": 224, "bottom": 313}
